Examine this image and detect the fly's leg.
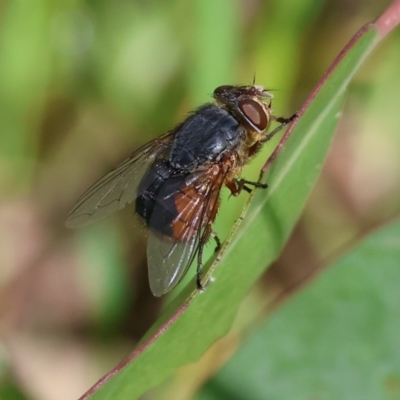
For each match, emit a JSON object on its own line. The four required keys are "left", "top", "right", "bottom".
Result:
{"left": 211, "top": 231, "right": 221, "bottom": 253}
{"left": 237, "top": 179, "right": 268, "bottom": 194}
{"left": 273, "top": 114, "right": 298, "bottom": 124}
{"left": 262, "top": 113, "right": 298, "bottom": 143}
{"left": 196, "top": 224, "right": 212, "bottom": 291}
{"left": 196, "top": 227, "right": 221, "bottom": 290}
{"left": 226, "top": 178, "right": 268, "bottom": 196}
{"left": 196, "top": 253, "right": 205, "bottom": 291}
{"left": 196, "top": 244, "right": 207, "bottom": 291}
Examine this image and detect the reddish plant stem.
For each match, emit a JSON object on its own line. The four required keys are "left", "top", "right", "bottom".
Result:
{"left": 375, "top": 0, "right": 400, "bottom": 37}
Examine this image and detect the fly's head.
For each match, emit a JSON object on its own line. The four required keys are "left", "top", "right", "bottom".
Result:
{"left": 213, "top": 85, "right": 274, "bottom": 135}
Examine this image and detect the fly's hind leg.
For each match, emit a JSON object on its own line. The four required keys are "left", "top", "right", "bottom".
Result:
{"left": 196, "top": 226, "right": 221, "bottom": 291}
{"left": 196, "top": 225, "right": 211, "bottom": 291}
{"left": 211, "top": 231, "right": 221, "bottom": 253}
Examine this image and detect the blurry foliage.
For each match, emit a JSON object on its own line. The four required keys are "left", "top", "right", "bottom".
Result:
{"left": 199, "top": 218, "right": 400, "bottom": 400}
{"left": 0, "top": 0, "right": 399, "bottom": 399}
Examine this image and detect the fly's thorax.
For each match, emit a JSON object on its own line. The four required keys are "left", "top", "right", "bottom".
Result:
{"left": 169, "top": 104, "right": 243, "bottom": 170}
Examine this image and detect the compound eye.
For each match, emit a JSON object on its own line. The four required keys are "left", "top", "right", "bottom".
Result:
{"left": 238, "top": 99, "right": 268, "bottom": 131}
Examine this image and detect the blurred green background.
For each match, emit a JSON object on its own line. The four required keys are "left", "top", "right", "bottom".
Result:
{"left": 0, "top": 1, "right": 399, "bottom": 399}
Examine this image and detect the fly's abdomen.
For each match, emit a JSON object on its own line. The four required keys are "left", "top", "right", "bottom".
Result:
{"left": 136, "top": 168, "right": 220, "bottom": 242}
{"left": 135, "top": 160, "right": 173, "bottom": 228}
{"left": 135, "top": 160, "right": 192, "bottom": 239}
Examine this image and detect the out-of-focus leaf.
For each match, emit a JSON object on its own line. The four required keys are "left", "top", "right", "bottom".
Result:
{"left": 201, "top": 218, "right": 400, "bottom": 400}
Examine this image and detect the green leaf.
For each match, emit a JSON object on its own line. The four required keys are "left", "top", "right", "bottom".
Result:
{"left": 202, "top": 218, "right": 400, "bottom": 400}
{"left": 81, "top": 24, "right": 383, "bottom": 400}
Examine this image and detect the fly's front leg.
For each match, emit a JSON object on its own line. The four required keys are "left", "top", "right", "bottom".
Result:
{"left": 262, "top": 113, "right": 298, "bottom": 143}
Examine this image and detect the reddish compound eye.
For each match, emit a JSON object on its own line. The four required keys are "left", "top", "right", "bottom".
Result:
{"left": 238, "top": 99, "right": 268, "bottom": 131}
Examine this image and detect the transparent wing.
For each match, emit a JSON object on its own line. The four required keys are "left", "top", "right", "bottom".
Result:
{"left": 65, "top": 132, "right": 174, "bottom": 228}
{"left": 146, "top": 165, "right": 228, "bottom": 296}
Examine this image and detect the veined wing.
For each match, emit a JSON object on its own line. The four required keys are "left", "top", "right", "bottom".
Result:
{"left": 146, "top": 164, "right": 230, "bottom": 296}
{"left": 65, "top": 132, "right": 174, "bottom": 228}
